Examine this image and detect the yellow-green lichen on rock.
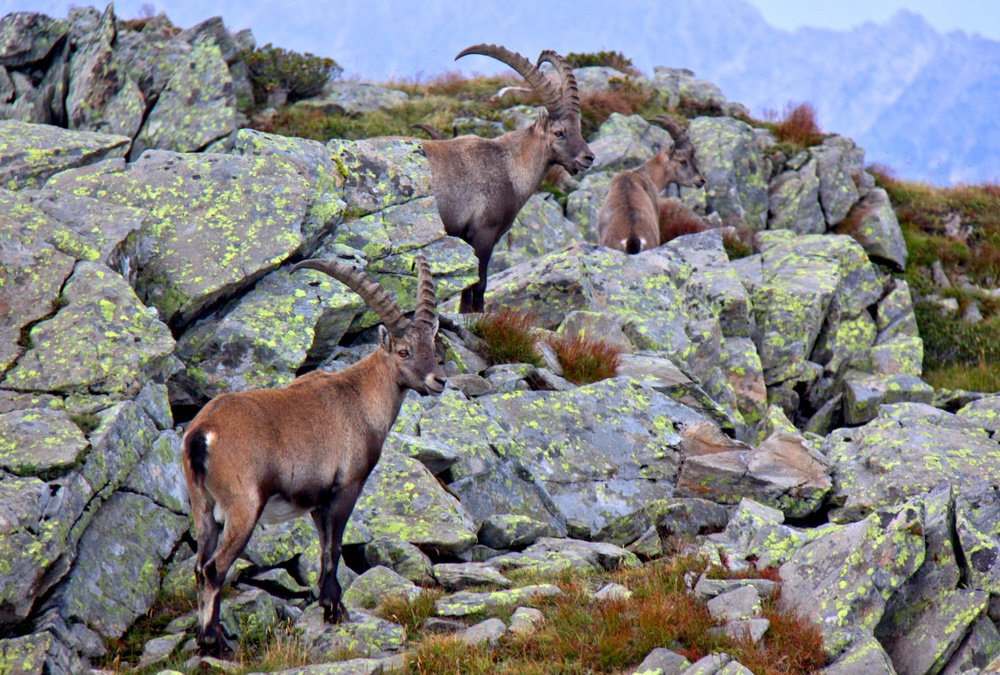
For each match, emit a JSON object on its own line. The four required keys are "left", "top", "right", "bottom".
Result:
{"left": 0, "top": 119, "right": 129, "bottom": 190}
{"left": 44, "top": 149, "right": 310, "bottom": 328}
{"left": 0, "top": 408, "right": 87, "bottom": 476}
{"left": 3, "top": 262, "right": 175, "bottom": 397}
{"left": 825, "top": 403, "right": 1000, "bottom": 522}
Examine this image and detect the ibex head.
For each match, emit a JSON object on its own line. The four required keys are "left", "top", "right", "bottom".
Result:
{"left": 649, "top": 115, "right": 706, "bottom": 188}
{"left": 292, "top": 255, "right": 447, "bottom": 396}
{"left": 457, "top": 44, "right": 595, "bottom": 175}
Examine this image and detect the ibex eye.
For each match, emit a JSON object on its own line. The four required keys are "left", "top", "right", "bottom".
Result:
{"left": 398, "top": 349, "right": 410, "bottom": 358}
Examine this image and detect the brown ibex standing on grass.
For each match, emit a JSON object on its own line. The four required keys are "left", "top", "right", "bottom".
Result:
{"left": 423, "top": 44, "right": 595, "bottom": 313}
{"left": 181, "top": 255, "right": 446, "bottom": 656}
{"left": 597, "top": 115, "right": 706, "bottom": 254}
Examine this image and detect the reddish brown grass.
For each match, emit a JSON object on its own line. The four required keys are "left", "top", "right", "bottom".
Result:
{"left": 546, "top": 333, "right": 623, "bottom": 385}
{"left": 770, "top": 102, "right": 823, "bottom": 147}
{"left": 466, "top": 307, "right": 542, "bottom": 367}
{"left": 659, "top": 199, "right": 707, "bottom": 244}
{"left": 579, "top": 81, "right": 651, "bottom": 136}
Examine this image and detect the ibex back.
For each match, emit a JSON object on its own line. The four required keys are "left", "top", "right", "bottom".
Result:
{"left": 423, "top": 44, "right": 594, "bottom": 312}
{"left": 181, "top": 256, "right": 446, "bottom": 656}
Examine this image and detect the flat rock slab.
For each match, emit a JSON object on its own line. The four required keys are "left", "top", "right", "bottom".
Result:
{"left": 45, "top": 150, "right": 309, "bottom": 329}
{"left": 0, "top": 408, "right": 87, "bottom": 476}
{"left": 433, "top": 563, "right": 511, "bottom": 591}
{"left": 3, "top": 261, "right": 176, "bottom": 398}
{"left": 0, "top": 119, "right": 128, "bottom": 189}
{"left": 825, "top": 403, "right": 1000, "bottom": 522}
{"left": 296, "top": 604, "right": 404, "bottom": 659}
{"left": 0, "top": 208, "right": 75, "bottom": 371}
{"left": 489, "top": 537, "right": 640, "bottom": 576}
{"left": 434, "top": 584, "right": 562, "bottom": 618}
{"left": 248, "top": 659, "right": 384, "bottom": 675}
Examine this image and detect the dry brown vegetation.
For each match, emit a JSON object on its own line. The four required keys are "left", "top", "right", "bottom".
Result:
{"left": 466, "top": 307, "right": 543, "bottom": 367}
{"left": 546, "top": 333, "right": 623, "bottom": 385}
{"left": 765, "top": 102, "right": 824, "bottom": 148}
{"left": 658, "top": 198, "right": 708, "bottom": 244}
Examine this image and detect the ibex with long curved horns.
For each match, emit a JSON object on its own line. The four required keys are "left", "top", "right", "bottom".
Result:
{"left": 597, "top": 115, "right": 705, "bottom": 254}
{"left": 181, "top": 255, "right": 446, "bottom": 656}
{"left": 423, "top": 45, "right": 595, "bottom": 312}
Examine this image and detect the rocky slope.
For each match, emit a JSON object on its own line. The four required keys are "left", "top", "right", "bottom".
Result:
{"left": 2, "top": 6, "right": 1000, "bottom": 675}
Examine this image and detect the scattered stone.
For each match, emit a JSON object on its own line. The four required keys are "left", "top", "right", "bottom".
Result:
{"left": 433, "top": 562, "right": 511, "bottom": 591}
{"left": 434, "top": 585, "right": 562, "bottom": 618}
{"left": 342, "top": 566, "right": 421, "bottom": 610}
{"left": 458, "top": 618, "right": 506, "bottom": 647}
{"left": 706, "top": 586, "right": 761, "bottom": 622}
{"left": 508, "top": 607, "right": 545, "bottom": 635}
{"left": 632, "top": 647, "right": 691, "bottom": 675}
{"left": 593, "top": 583, "right": 633, "bottom": 601}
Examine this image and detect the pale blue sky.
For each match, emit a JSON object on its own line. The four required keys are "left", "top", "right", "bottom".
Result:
{"left": 748, "top": 0, "right": 1000, "bottom": 38}
{"left": 3, "top": 0, "right": 999, "bottom": 45}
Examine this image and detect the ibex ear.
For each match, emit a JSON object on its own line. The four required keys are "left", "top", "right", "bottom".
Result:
{"left": 378, "top": 325, "right": 393, "bottom": 352}
{"left": 535, "top": 106, "right": 550, "bottom": 129}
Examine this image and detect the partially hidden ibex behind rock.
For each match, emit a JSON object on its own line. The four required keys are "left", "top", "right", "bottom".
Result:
{"left": 423, "top": 44, "right": 595, "bottom": 313}
{"left": 181, "top": 255, "right": 446, "bottom": 656}
{"left": 597, "top": 115, "right": 705, "bottom": 254}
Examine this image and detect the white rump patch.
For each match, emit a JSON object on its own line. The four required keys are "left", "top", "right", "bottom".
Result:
{"left": 260, "top": 494, "right": 310, "bottom": 525}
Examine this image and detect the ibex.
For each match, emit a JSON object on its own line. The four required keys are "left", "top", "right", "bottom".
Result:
{"left": 181, "top": 255, "right": 446, "bottom": 655}
{"left": 597, "top": 115, "right": 706, "bottom": 254}
{"left": 423, "top": 44, "right": 595, "bottom": 313}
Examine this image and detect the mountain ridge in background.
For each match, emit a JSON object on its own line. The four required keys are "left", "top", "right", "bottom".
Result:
{"left": 311, "top": 0, "right": 999, "bottom": 185}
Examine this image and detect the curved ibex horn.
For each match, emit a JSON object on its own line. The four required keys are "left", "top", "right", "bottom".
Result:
{"left": 648, "top": 115, "right": 691, "bottom": 149}
{"left": 291, "top": 258, "right": 410, "bottom": 336}
{"left": 457, "top": 43, "right": 565, "bottom": 119}
{"left": 411, "top": 123, "right": 444, "bottom": 140}
{"left": 411, "top": 255, "right": 437, "bottom": 327}
{"left": 536, "top": 50, "right": 580, "bottom": 116}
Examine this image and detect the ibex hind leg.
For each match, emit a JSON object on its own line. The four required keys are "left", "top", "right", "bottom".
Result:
{"left": 196, "top": 500, "right": 261, "bottom": 657}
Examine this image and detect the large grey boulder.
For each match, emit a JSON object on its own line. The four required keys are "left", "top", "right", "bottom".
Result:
{"left": 45, "top": 150, "right": 310, "bottom": 329}
{"left": 651, "top": 67, "right": 729, "bottom": 112}
{"left": 0, "top": 12, "right": 67, "bottom": 67}
{"left": 768, "top": 155, "right": 826, "bottom": 234}
{"left": 491, "top": 192, "right": 583, "bottom": 273}
{"left": 0, "top": 221, "right": 75, "bottom": 373}
{"left": 565, "top": 170, "right": 613, "bottom": 242}
{"left": 48, "top": 491, "right": 188, "bottom": 638}
{"left": 0, "top": 119, "right": 129, "bottom": 189}
{"left": 587, "top": 113, "right": 675, "bottom": 172}
{"left": 825, "top": 403, "right": 1000, "bottom": 522}
{"left": 477, "top": 378, "right": 698, "bottom": 538}
{"left": 779, "top": 498, "right": 925, "bottom": 641}
{"left": 2, "top": 262, "right": 176, "bottom": 398}
{"left": 64, "top": 6, "right": 145, "bottom": 140}
{"left": 130, "top": 37, "right": 235, "bottom": 158}
{"left": 232, "top": 129, "right": 347, "bottom": 241}
{"left": 327, "top": 137, "right": 433, "bottom": 216}
{"left": 347, "top": 450, "right": 478, "bottom": 556}
{"left": 835, "top": 187, "right": 908, "bottom": 270}
{"left": 811, "top": 136, "right": 862, "bottom": 226}
{"left": 170, "top": 265, "right": 364, "bottom": 404}
{"left": 0, "top": 401, "right": 159, "bottom": 628}
{"left": 298, "top": 82, "right": 408, "bottom": 115}
{"left": 295, "top": 604, "right": 404, "bottom": 659}
{"left": 687, "top": 116, "right": 768, "bottom": 231}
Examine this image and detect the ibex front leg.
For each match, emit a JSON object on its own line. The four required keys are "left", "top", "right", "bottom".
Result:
{"left": 311, "top": 481, "right": 363, "bottom": 623}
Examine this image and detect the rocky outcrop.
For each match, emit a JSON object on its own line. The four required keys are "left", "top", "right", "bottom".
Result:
{"left": 0, "top": 10, "right": 984, "bottom": 673}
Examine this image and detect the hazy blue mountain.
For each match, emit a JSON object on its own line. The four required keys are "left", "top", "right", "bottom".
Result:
{"left": 296, "top": 0, "right": 998, "bottom": 184}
